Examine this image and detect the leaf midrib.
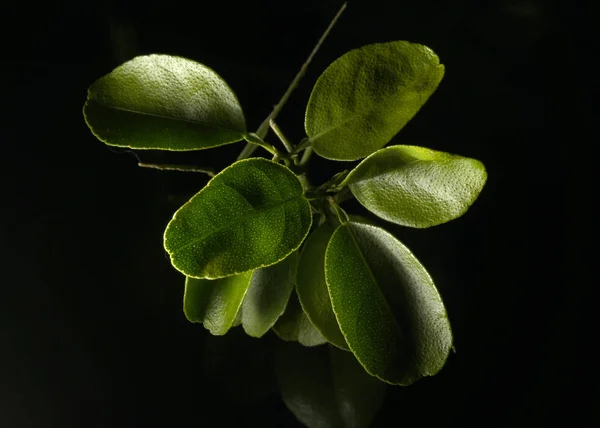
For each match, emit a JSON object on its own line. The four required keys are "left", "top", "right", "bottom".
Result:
{"left": 170, "top": 193, "right": 305, "bottom": 255}
{"left": 87, "top": 99, "right": 245, "bottom": 134}
{"left": 344, "top": 224, "right": 406, "bottom": 345}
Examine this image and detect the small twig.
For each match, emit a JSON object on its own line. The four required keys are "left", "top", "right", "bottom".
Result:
{"left": 138, "top": 163, "right": 215, "bottom": 176}
{"left": 237, "top": 1, "right": 348, "bottom": 160}
{"left": 298, "top": 147, "right": 313, "bottom": 167}
{"left": 269, "top": 119, "right": 294, "bottom": 153}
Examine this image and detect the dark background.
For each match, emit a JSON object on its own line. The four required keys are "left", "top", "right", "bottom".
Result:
{"left": 1, "top": 0, "right": 581, "bottom": 426}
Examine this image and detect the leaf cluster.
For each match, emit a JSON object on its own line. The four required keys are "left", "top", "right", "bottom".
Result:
{"left": 83, "top": 38, "right": 486, "bottom": 394}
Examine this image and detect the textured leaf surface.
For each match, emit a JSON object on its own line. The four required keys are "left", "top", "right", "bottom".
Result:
{"left": 305, "top": 41, "right": 444, "bottom": 160}
{"left": 273, "top": 291, "right": 327, "bottom": 347}
{"left": 343, "top": 145, "right": 487, "bottom": 227}
{"left": 296, "top": 224, "right": 348, "bottom": 350}
{"left": 240, "top": 253, "right": 298, "bottom": 338}
{"left": 184, "top": 272, "right": 253, "bottom": 335}
{"left": 84, "top": 54, "right": 246, "bottom": 150}
{"left": 164, "top": 158, "right": 312, "bottom": 279}
{"left": 277, "top": 343, "right": 386, "bottom": 428}
{"left": 325, "top": 222, "right": 452, "bottom": 385}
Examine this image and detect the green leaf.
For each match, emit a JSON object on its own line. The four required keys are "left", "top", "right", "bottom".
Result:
{"left": 296, "top": 224, "right": 349, "bottom": 350}
{"left": 305, "top": 41, "right": 444, "bottom": 161}
{"left": 164, "top": 158, "right": 312, "bottom": 279}
{"left": 83, "top": 54, "right": 246, "bottom": 150}
{"left": 272, "top": 291, "right": 327, "bottom": 347}
{"left": 240, "top": 252, "right": 298, "bottom": 338}
{"left": 342, "top": 145, "right": 487, "bottom": 228}
{"left": 184, "top": 272, "right": 253, "bottom": 335}
{"left": 277, "top": 343, "right": 386, "bottom": 428}
{"left": 325, "top": 222, "right": 452, "bottom": 385}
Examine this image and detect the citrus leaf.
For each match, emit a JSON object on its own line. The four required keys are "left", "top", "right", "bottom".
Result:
{"left": 83, "top": 54, "right": 247, "bottom": 150}
{"left": 184, "top": 272, "right": 253, "bottom": 335}
{"left": 296, "top": 224, "right": 349, "bottom": 350}
{"left": 305, "top": 41, "right": 444, "bottom": 161}
{"left": 325, "top": 222, "right": 452, "bottom": 385}
{"left": 276, "top": 343, "right": 386, "bottom": 428}
{"left": 164, "top": 158, "right": 312, "bottom": 279}
{"left": 272, "top": 291, "right": 327, "bottom": 347}
{"left": 240, "top": 252, "right": 298, "bottom": 338}
{"left": 342, "top": 145, "right": 487, "bottom": 228}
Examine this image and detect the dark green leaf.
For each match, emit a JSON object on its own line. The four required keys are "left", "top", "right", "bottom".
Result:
{"left": 305, "top": 41, "right": 444, "bottom": 161}
{"left": 296, "top": 224, "right": 348, "bottom": 350}
{"left": 184, "top": 272, "right": 253, "bottom": 335}
{"left": 240, "top": 252, "right": 298, "bottom": 338}
{"left": 342, "top": 145, "right": 487, "bottom": 228}
{"left": 272, "top": 291, "right": 327, "bottom": 347}
{"left": 83, "top": 54, "right": 246, "bottom": 150}
{"left": 277, "top": 343, "right": 386, "bottom": 428}
{"left": 325, "top": 222, "right": 452, "bottom": 385}
{"left": 164, "top": 158, "right": 312, "bottom": 279}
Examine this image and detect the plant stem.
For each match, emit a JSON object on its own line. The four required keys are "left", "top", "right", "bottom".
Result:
{"left": 138, "top": 163, "right": 215, "bottom": 176}
{"left": 298, "top": 147, "right": 313, "bottom": 166}
{"left": 269, "top": 119, "right": 294, "bottom": 153}
{"left": 236, "top": 1, "right": 348, "bottom": 161}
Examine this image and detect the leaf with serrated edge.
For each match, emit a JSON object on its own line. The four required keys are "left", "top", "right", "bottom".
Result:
{"left": 342, "top": 145, "right": 487, "bottom": 228}
{"left": 325, "top": 221, "right": 452, "bottom": 385}
{"left": 305, "top": 41, "right": 444, "bottom": 161}
{"left": 164, "top": 158, "right": 312, "bottom": 279}
{"left": 84, "top": 54, "right": 246, "bottom": 150}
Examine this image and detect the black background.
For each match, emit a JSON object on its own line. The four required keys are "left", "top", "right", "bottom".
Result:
{"left": 1, "top": 0, "right": 581, "bottom": 426}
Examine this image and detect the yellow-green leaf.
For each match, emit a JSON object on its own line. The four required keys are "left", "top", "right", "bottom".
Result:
{"left": 325, "top": 221, "right": 452, "bottom": 385}
{"left": 305, "top": 41, "right": 444, "bottom": 161}
{"left": 272, "top": 291, "right": 327, "bottom": 347}
{"left": 342, "top": 145, "right": 487, "bottom": 228}
{"left": 84, "top": 54, "right": 246, "bottom": 150}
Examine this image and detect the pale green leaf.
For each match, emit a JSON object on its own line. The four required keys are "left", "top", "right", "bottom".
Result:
{"left": 184, "top": 272, "right": 253, "bottom": 335}
{"left": 342, "top": 145, "right": 487, "bottom": 228}
{"left": 84, "top": 54, "right": 246, "bottom": 150}
{"left": 240, "top": 252, "right": 298, "bottom": 338}
{"left": 164, "top": 158, "right": 312, "bottom": 279}
{"left": 325, "top": 222, "right": 452, "bottom": 385}
{"left": 305, "top": 41, "right": 444, "bottom": 160}
{"left": 296, "top": 224, "right": 349, "bottom": 350}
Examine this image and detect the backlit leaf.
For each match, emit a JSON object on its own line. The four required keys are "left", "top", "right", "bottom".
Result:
{"left": 342, "top": 145, "right": 487, "bottom": 227}
{"left": 84, "top": 54, "right": 246, "bottom": 150}
{"left": 325, "top": 221, "right": 452, "bottom": 385}
{"left": 164, "top": 158, "right": 312, "bottom": 279}
{"left": 305, "top": 41, "right": 444, "bottom": 160}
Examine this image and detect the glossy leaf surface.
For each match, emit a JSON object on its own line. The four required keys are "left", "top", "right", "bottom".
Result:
{"left": 296, "top": 224, "right": 348, "bottom": 350}
{"left": 240, "top": 253, "right": 298, "bottom": 338}
{"left": 305, "top": 41, "right": 444, "bottom": 160}
{"left": 184, "top": 272, "right": 253, "bottom": 335}
{"left": 325, "top": 222, "right": 452, "bottom": 385}
{"left": 277, "top": 343, "right": 386, "bottom": 428}
{"left": 84, "top": 54, "right": 246, "bottom": 150}
{"left": 273, "top": 291, "right": 327, "bottom": 347}
{"left": 164, "top": 158, "right": 312, "bottom": 279}
{"left": 343, "top": 145, "right": 487, "bottom": 228}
